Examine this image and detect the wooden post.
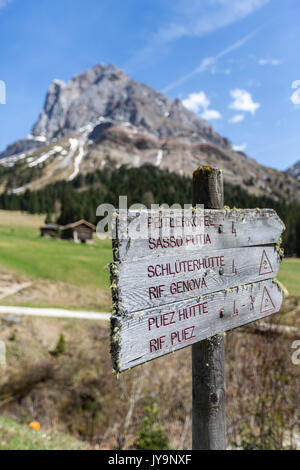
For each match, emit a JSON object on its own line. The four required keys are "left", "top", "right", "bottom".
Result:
{"left": 192, "top": 166, "right": 226, "bottom": 450}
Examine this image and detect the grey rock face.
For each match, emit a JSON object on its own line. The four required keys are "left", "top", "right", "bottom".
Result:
{"left": 32, "top": 79, "right": 67, "bottom": 140}
{"left": 286, "top": 161, "right": 300, "bottom": 180}
{"left": 32, "top": 63, "right": 231, "bottom": 148}
{"left": 0, "top": 138, "right": 45, "bottom": 159}
{"left": 0, "top": 63, "right": 232, "bottom": 160}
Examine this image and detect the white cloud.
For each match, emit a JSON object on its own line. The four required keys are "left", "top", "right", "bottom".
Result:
{"left": 160, "top": 0, "right": 269, "bottom": 42}
{"left": 182, "top": 91, "right": 221, "bottom": 120}
{"left": 290, "top": 80, "right": 300, "bottom": 105}
{"left": 229, "top": 89, "right": 260, "bottom": 115}
{"left": 229, "top": 113, "right": 245, "bottom": 123}
{"left": 182, "top": 92, "right": 210, "bottom": 114}
{"left": 258, "top": 58, "right": 281, "bottom": 66}
{"left": 0, "top": 80, "right": 6, "bottom": 104}
{"left": 127, "top": 0, "right": 269, "bottom": 75}
{"left": 201, "top": 109, "right": 222, "bottom": 120}
{"left": 163, "top": 29, "right": 258, "bottom": 92}
{"left": 233, "top": 143, "right": 247, "bottom": 152}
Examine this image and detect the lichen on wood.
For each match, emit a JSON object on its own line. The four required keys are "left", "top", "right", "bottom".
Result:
{"left": 110, "top": 315, "right": 122, "bottom": 373}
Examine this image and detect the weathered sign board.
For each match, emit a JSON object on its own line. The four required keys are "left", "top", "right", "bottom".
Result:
{"left": 113, "top": 246, "right": 281, "bottom": 312}
{"left": 112, "top": 279, "right": 283, "bottom": 371}
{"left": 114, "top": 208, "right": 284, "bottom": 260}
{"left": 110, "top": 208, "right": 285, "bottom": 373}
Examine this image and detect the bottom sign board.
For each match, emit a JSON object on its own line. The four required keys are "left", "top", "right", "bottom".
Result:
{"left": 111, "top": 279, "right": 283, "bottom": 372}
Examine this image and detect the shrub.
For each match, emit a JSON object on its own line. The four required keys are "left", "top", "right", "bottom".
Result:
{"left": 134, "top": 400, "right": 170, "bottom": 450}
{"left": 53, "top": 334, "right": 67, "bottom": 357}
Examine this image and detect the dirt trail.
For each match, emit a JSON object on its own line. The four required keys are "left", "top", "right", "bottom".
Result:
{"left": 0, "top": 268, "right": 111, "bottom": 311}
{"left": 0, "top": 282, "right": 32, "bottom": 301}
{"left": 0, "top": 271, "right": 32, "bottom": 300}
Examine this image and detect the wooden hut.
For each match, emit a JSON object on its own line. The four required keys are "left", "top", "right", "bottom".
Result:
{"left": 60, "top": 220, "right": 96, "bottom": 244}
{"left": 40, "top": 224, "right": 60, "bottom": 238}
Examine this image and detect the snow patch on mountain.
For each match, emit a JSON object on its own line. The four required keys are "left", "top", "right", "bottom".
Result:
{"left": 68, "top": 139, "right": 85, "bottom": 181}
{"left": 155, "top": 150, "right": 163, "bottom": 166}
{"left": 29, "top": 146, "right": 63, "bottom": 167}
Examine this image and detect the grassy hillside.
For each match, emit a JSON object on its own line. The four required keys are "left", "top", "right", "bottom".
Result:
{"left": 0, "top": 224, "right": 112, "bottom": 289}
{"left": 0, "top": 209, "right": 45, "bottom": 228}
{"left": 0, "top": 416, "right": 88, "bottom": 450}
{"left": 0, "top": 211, "right": 112, "bottom": 310}
{"left": 277, "top": 258, "right": 300, "bottom": 296}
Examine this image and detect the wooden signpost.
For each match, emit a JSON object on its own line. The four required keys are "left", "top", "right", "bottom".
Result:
{"left": 110, "top": 166, "right": 285, "bottom": 450}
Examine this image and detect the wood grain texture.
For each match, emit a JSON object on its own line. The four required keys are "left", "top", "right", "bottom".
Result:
{"left": 112, "top": 246, "right": 282, "bottom": 314}
{"left": 111, "top": 279, "right": 283, "bottom": 372}
{"left": 192, "top": 335, "right": 226, "bottom": 450}
{"left": 193, "top": 166, "right": 224, "bottom": 209}
{"left": 114, "top": 208, "right": 285, "bottom": 262}
{"left": 192, "top": 165, "right": 224, "bottom": 450}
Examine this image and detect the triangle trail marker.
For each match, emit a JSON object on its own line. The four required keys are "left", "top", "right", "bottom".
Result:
{"left": 260, "top": 286, "right": 276, "bottom": 314}
{"left": 259, "top": 249, "right": 274, "bottom": 275}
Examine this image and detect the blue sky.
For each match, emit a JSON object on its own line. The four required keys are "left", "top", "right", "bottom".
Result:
{"left": 0, "top": 0, "right": 299, "bottom": 170}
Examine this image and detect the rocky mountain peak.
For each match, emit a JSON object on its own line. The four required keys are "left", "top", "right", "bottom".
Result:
{"left": 286, "top": 160, "right": 300, "bottom": 180}
{"left": 3, "top": 62, "right": 298, "bottom": 206}
{"left": 29, "top": 63, "right": 230, "bottom": 149}
{"left": 0, "top": 63, "right": 233, "bottom": 160}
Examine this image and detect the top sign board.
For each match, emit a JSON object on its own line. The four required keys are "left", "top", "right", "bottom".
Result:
{"left": 110, "top": 208, "right": 285, "bottom": 373}
{"left": 113, "top": 208, "right": 285, "bottom": 262}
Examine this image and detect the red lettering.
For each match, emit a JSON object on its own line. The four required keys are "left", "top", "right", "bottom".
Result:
{"left": 149, "top": 336, "right": 165, "bottom": 353}
{"left": 150, "top": 339, "right": 158, "bottom": 352}
{"left": 178, "top": 302, "right": 208, "bottom": 320}
{"left": 171, "top": 326, "right": 196, "bottom": 345}
{"left": 149, "top": 285, "right": 165, "bottom": 299}
{"left": 148, "top": 238, "right": 156, "bottom": 250}
{"left": 170, "top": 278, "right": 206, "bottom": 295}
{"left": 148, "top": 317, "right": 156, "bottom": 331}
{"left": 148, "top": 312, "right": 176, "bottom": 330}
{"left": 147, "top": 265, "right": 155, "bottom": 278}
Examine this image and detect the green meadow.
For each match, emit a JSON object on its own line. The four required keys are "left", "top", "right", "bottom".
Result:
{"left": 0, "top": 224, "right": 112, "bottom": 290}
{"left": 0, "top": 416, "right": 87, "bottom": 450}
{"left": 277, "top": 257, "right": 300, "bottom": 297}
